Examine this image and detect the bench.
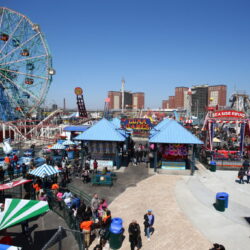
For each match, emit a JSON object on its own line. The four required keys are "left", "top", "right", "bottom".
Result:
{"left": 96, "top": 171, "right": 117, "bottom": 180}
{"left": 91, "top": 175, "right": 113, "bottom": 186}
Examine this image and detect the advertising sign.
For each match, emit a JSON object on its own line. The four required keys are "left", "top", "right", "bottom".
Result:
{"left": 90, "top": 160, "right": 113, "bottom": 170}
{"left": 212, "top": 110, "right": 246, "bottom": 119}
{"left": 121, "top": 118, "right": 152, "bottom": 130}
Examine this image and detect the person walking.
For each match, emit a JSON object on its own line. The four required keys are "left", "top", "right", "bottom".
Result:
{"left": 21, "top": 163, "right": 27, "bottom": 178}
{"left": 238, "top": 167, "right": 245, "bottom": 184}
{"left": 246, "top": 167, "right": 250, "bottom": 184}
{"left": 91, "top": 193, "right": 100, "bottom": 219}
{"left": 93, "top": 159, "right": 98, "bottom": 173}
{"left": 128, "top": 220, "right": 142, "bottom": 250}
{"left": 80, "top": 218, "right": 94, "bottom": 248}
{"left": 143, "top": 209, "right": 154, "bottom": 241}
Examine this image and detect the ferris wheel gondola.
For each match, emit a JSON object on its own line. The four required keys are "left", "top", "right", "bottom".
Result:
{"left": 0, "top": 7, "right": 55, "bottom": 121}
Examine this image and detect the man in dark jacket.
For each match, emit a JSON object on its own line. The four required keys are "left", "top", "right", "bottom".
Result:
{"left": 143, "top": 209, "right": 154, "bottom": 240}
{"left": 128, "top": 220, "right": 142, "bottom": 250}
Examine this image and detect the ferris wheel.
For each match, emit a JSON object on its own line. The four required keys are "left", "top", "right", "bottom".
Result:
{"left": 0, "top": 7, "right": 55, "bottom": 121}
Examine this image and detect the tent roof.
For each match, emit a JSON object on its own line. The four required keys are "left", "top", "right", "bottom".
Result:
{"left": 51, "top": 143, "right": 65, "bottom": 150}
{"left": 150, "top": 118, "right": 171, "bottom": 137}
{"left": 29, "top": 164, "right": 60, "bottom": 178}
{"left": 149, "top": 119, "right": 203, "bottom": 144}
{"left": 0, "top": 199, "right": 49, "bottom": 230}
{"left": 74, "top": 118, "right": 126, "bottom": 142}
{"left": 110, "top": 117, "right": 121, "bottom": 128}
{"left": 63, "top": 125, "right": 90, "bottom": 132}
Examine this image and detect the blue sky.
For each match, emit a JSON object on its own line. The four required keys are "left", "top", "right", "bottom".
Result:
{"left": 1, "top": 0, "right": 250, "bottom": 109}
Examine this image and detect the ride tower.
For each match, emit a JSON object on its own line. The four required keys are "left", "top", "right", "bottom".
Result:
{"left": 75, "top": 87, "right": 87, "bottom": 118}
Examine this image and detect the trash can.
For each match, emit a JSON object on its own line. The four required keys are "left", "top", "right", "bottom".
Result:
{"left": 210, "top": 161, "right": 216, "bottom": 172}
{"left": 215, "top": 192, "right": 229, "bottom": 212}
{"left": 109, "top": 217, "right": 123, "bottom": 249}
{"left": 67, "top": 151, "right": 74, "bottom": 160}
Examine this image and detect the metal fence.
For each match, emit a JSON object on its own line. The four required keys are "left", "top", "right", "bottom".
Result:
{"left": 45, "top": 189, "right": 87, "bottom": 250}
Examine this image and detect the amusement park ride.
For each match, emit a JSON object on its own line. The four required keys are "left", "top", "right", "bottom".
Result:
{"left": 0, "top": 7, "right": 61, "bottom": 143}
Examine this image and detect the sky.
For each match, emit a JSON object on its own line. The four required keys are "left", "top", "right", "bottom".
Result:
{"left": 1, "top": 0, "right": 250, "bottom": 109}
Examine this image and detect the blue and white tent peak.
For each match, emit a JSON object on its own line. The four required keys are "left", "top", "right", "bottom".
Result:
{"left": 149, "top": 119, "right": 203, "bottom": 144}
{"left": 29, "top": 164, "right": 61, "bottom": 178}
{"left": 74, "top": 118, "right": 126, "bottom": 142}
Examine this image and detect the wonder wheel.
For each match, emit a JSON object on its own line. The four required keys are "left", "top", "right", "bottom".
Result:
{"left": 0, "top": 7, "right": 55, "bottom": 121}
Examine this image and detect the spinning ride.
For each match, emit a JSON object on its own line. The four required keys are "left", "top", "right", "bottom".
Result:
{"left": 0, "top": 7, "right": 55, "bottom": 121}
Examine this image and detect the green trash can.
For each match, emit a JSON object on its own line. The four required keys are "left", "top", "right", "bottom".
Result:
{"left": 109, "top": 217, "right": 123, "bottom": 249}
{"left": 215, "top": 192, "right": 228, "bottom": 212}
{"left": 210, "top": 161, "right": 216, "bottom": 172}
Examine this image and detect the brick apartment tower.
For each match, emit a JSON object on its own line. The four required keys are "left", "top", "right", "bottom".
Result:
{"left": 175, "top": 87, "right": 188, "bottom": 109}
{"left": 162, "top": 100, "right": 169, "bottom": 109}
{"left": 108, "top": 91, "right": 121, "bottom": 109}
{"left": 169, "top": 96, "right": 175, "bottom": 109}
{"left": 208, "top": 85, "right": 227, "bottom": 107}
{"left": 132, "top": 92, "right": 145, "bottom": 109}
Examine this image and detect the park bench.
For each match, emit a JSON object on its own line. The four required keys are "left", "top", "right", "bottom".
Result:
{"left": 91, "top": 174, "right": 113, "bottom": 186}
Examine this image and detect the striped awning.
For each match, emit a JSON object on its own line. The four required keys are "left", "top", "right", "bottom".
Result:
{"left": 51, "top": 143, "right": 65, "bottom": 150}
{"left": 62, "top": 140, "right": 75, "bottom": 146}
{"left": 29, "top": 164, "right": 60, "bottom": 178}
{"left": 0, "top": 198, "right": 49, "bottom": 230}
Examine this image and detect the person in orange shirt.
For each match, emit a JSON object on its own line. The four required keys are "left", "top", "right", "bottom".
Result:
{"left": 33, "top": 182, "right": 41, "bottom": 200}
{"left": 4, "top": 156, "right": 11, "bottom": 167}
{"left": 80, "top": 218, "right": 94, "bottom": 248}
{"left": 51, "top": 183, "right": 59, "bottom": 195}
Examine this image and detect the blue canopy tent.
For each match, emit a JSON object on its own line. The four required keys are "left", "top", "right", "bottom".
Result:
{"left": 149, "top": 119, "right": 203, "bottom": 173}
{"left": 74, "top": 118, "right": 126, "bottom": 169}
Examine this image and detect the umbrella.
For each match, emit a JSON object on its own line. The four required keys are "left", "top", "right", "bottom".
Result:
{"left": 50, "top": 143, "right": 65, "bottom": 150}
{"left": 62, "top": 140, "right": 75, "bottom": 146}
{"left": 0, "top": 198, "right": 49, "bottom": 231}
{"left": 213, "top": 137, "right": 221, "bottom": 143}
{"left": 29, "top": 164, "right": 60, "bottom": 178}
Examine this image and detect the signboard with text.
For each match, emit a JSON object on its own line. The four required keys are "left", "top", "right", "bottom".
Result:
{"left": 212, "top": 110, "right": 246, "bottom": 119}
{"left": 121, "top": 118, "right": 152, "bottom": 130}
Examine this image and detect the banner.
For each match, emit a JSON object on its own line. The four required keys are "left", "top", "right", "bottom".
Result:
{"left": 121, "top": 118, "right": 152, "bottom": 130}
{"left": 212, "top": 110, "right": 246, "bottom": 119}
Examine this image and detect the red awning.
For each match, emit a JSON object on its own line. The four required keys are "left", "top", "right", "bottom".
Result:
{"left": 0, "top": 179, "right": 32, "bottom": 191}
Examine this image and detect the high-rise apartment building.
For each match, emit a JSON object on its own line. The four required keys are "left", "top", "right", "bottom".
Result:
{"left": 175, "top": 87, "right": 188, "bottom": 109}
{"left": 208, "top": 85, "right": 227, "bottom": 107}
{"left": 191, "top": 85, "right": 208, "bottom": 117}
{"left": 108, "top": 91, "right": 144, "bottom": 110}
{"left": 132, "top": 92, "right": 145, "bottom": 109}
{"left": 169, "top": 96, "right": 175, "bottom": 109}
{"left": 162, "top": 100, "right": 169, "bottom": 109}
{"left": 108, "top": 91, "right": 121, "bottom": 110}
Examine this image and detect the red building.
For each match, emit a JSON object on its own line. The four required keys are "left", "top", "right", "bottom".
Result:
{"left": 108, "top": 91, "right": 121, "bottom": 109}
{"left": 175, "top": 87, "right": 188, "bottom": 109}
{"left": 132, "top": 92, "right": 145, "bottom": 109}
{"left": 208, "top": 85, "right": 227, "bottom": 108}
{"left": 169, "top": 96, "right": 175, "bottom": 109}
{"left": 162, "top": 100, "right": 169, "bottom": 109}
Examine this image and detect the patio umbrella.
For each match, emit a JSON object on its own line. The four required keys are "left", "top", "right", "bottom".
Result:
{"left": 213, "top": 137, "right": 221, "bottom": 143}
{"left": 62, "top": 140, "right": 75, "bottom": 146}
{"left": 29, "top": 164, "right": 60, "bottom": 178}
{"left": 0, "top": 198, "right": 49, "bottom": 231}
{"left": 50, "top": 143, "right": 65, "bottom": 150}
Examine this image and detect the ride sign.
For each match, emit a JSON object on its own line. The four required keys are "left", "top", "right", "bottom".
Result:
{"left": 212, "top": 110, "right": 246, "bottom": 119}
{"left": 121, "top": 118, "right": 152, "bottom": 130}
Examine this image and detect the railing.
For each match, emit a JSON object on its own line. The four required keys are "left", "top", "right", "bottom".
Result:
{"left": 67, "top": 183, "right": 91, "bottom": 205}
{"left": 45, "top": 189, "right": 86, "bottom": 250}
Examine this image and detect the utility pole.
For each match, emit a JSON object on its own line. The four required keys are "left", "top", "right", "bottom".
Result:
{"left": 121, "top": 77, "right": 125, "bottom": 113}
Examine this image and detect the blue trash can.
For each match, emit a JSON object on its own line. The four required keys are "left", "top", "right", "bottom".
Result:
{"left": 109, "top": 217, "right": 123, "bottom": 249}
{"left": 67, "top": 151, "right": 74, "bottom": 160}
{"left": 215, "top": 192, "right": 229, "bottom": 211}
{"left": 210, "top": 161, "right": 216, "bottom": 172}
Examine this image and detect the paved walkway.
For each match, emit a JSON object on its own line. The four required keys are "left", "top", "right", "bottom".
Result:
{"left": 175, "top": 162, "right": 250, "bottom": 250}
{"left": 109, "top": 174, "right": 211, "bottom": 250}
